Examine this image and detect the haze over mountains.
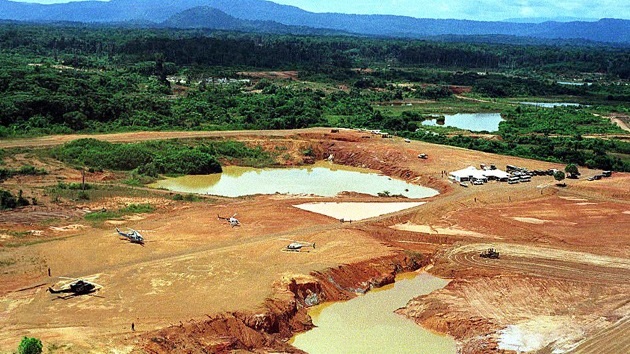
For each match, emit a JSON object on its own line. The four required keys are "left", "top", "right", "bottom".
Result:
{"left": 0, "top": 0, "right": 628, "bottom": 44}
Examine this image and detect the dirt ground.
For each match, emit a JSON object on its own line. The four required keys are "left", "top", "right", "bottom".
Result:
{"left": 0, "top": 128, "right": 628, "bottom": 353}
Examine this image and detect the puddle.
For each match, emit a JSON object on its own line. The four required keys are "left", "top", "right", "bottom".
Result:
{"left": 294, "top": 202, "right": 425, "bottom": 221}
{"left": 151, "top": 162, "right": 438, "bottom": 198}
{"left": 290, "top": 271, "right": 456, "bottom": 353}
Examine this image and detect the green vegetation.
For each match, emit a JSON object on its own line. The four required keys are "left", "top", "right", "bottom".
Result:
{"left": 0, "top": 165, "right": 47, "bottom": 181}
{"left": 17, "top": 337, "right": 42, "bottom": 354}
{"left": 501, "top": 107, "right": 623, "bottom": 136}
{"left": 554, "top": 170, "right": 566, "bottom": 183}
{"left": 0, "top": 23, "right": 628, "bottom": 171}
{"left": 52, "top": 139, "right": 221, "bottom": 176}
{"left": 172, "top": 193, "right": 202, "bottom": 202}
{"left": 50, "top": 139, "right": 276, "bottom": 175}
{"left": 0, "top": 189, "right": 30, "bottom": 210}
{"left": 84, "top": 203, "right": 155, "bottom": 221}
{"left": 565, "top": 163, "right": 580, "bottom": 178}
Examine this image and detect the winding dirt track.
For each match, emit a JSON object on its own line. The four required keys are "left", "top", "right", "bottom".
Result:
{"left": 443, "top": 243, "right": 630, "bottom": 284}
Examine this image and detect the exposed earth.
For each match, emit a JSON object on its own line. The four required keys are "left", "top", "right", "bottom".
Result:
{"left": 0, "top": 128, "right": 628, "bottom": 353}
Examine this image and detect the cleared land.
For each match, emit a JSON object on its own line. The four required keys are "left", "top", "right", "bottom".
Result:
{"left": 0, "top": 128, "right": 628, "bottom": 353}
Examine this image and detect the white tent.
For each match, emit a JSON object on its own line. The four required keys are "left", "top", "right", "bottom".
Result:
{"left": 482, "top": 169, "right": 510, "bottom": 181}
{"left": 450, "top": 166, "right": 510, "bottom": 182}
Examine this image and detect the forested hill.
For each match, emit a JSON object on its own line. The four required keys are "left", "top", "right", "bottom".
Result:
{"left": 0, "top": 0, "right": 628, "bottom": 44}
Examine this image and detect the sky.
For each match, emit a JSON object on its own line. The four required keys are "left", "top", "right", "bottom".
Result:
{"left": 10, "top": 0, "right": 630, "bottom": 21}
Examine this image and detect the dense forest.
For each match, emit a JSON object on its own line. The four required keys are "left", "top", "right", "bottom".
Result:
{"left": 0, "top": 24, "right": 629, "bottom": 171}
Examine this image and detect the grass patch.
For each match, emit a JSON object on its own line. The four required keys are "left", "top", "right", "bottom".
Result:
{"left": 45, "top": 183, "right": 161, "bottom": 203}
{"left": 85, "top": 203, "right": 155, "bottom": 222}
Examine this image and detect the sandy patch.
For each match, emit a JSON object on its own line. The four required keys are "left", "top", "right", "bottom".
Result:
{"left": 49, "top": 224, "right": 87, "bottom": 232}
{"left": 124, "top": 215, "right": 147, "bottom": 221}
{"left": 498, "top": 316, "right": 585, "bottom": 353}
{"left": 293, "top": 202, "right": 425, "bottom": 221}
{"left": 391, "top": 222, "right": 488, "bottom": 238}
{"left": 575, "top": 202, "right": 598, "bottom": 205}
{"left": 559, "top": 197, "right": 588, "bottom": 202}
{"left": 511, "top": 217, "right": 549, "bottom": 224}
{"left": 623, "top": 211, "right": 630, "bottom": 215}
{"left": 510, "top": 217, "right": 577, "bottom": 226}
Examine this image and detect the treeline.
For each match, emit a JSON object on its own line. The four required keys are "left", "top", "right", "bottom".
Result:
{"left": 1, "top": 24, "right": 629, "bottom": 78}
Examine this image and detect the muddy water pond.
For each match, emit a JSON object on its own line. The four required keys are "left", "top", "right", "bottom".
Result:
{"left": 290, "top": 272, "right": 456, "bottom": 354}
{"left": 150, "top": 162, "right": 438, "bottom": 198}
{"left": 421, "top": 113, "right": 504, "bottom": 132}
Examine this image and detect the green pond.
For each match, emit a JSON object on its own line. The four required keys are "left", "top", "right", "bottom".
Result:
{"left": 290, "top": 272, "right": 456, "bottom": 353}
{"left": 150, "top": 162, "right": 438, "bottom": 198}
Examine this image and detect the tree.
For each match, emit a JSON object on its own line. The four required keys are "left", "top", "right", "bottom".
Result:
{"left": 17, "top": 337, "right": 42, "bottom": 354}
{"left": 565, "top": 163, "right": 579, "bottom": 178}
{"left": 554, "top": 170, "right": 566, "bottom": 184}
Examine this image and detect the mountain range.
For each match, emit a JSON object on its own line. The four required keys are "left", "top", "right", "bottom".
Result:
{"left": 0, "top": 0, "right": 628, "bottom": 44}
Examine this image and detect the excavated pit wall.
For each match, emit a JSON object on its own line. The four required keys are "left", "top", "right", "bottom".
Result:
{"left": 141, "top": 252, "right": 427, "bottom": 353}
{"left": 317, "top": 139, "right": 450, "bottom": 194}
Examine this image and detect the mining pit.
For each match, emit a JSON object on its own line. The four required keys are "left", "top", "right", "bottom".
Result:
{"left": 0, "top": 128, "right": 628, "bottom": 353}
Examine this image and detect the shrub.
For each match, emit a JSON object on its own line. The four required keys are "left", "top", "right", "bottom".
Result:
{"left": 77, "top": 191, "right": 90, "bottom": 201}
{"left": 0, "top": 190, "right": 17, "bottom": 210}
{"left": 183, "top": 194, "right": 200, "bottom": 202}
{"left": 18, "top": 337, "right": 42, "bottom": 354}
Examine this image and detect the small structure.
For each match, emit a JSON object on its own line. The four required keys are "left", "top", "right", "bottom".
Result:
{"left": 418, "top": 153, "right": 428, "bottom": 159}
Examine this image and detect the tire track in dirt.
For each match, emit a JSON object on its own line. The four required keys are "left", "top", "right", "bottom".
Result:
{"left": 443, "top": 243, "right": 630, "bottom": 285}
{"left": 570, "top": 317, "right": 630, "bottom": 354}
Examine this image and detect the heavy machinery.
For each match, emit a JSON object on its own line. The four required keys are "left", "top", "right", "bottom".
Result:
{"left": 479, "top": 248, "right": 500, "bottom": 259}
